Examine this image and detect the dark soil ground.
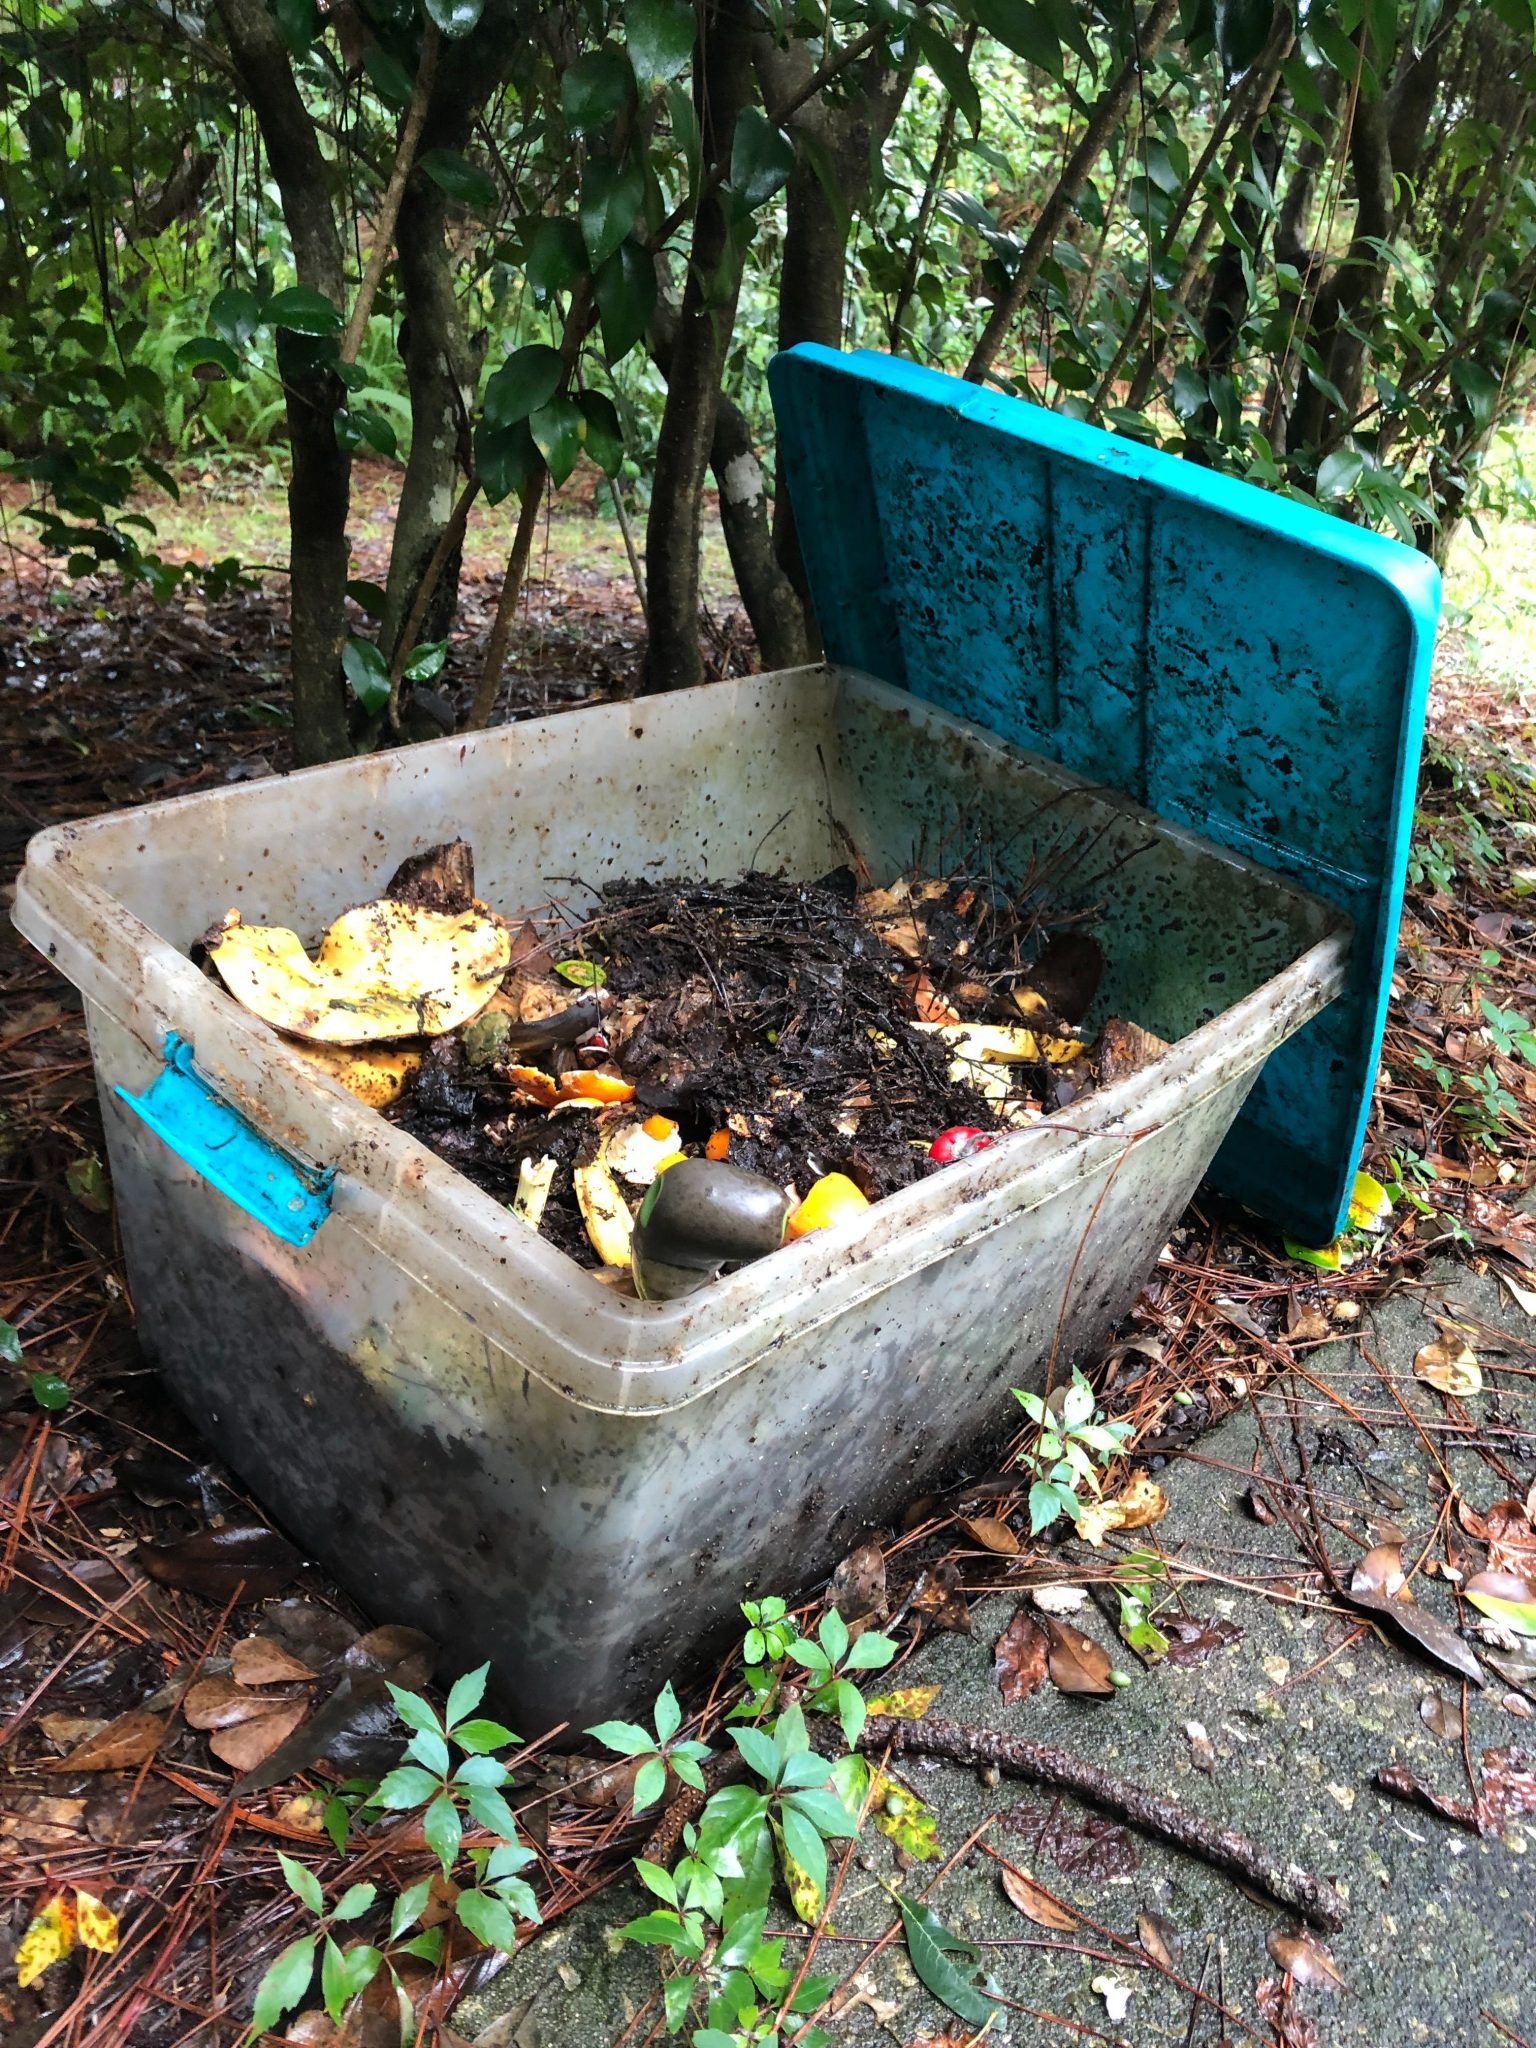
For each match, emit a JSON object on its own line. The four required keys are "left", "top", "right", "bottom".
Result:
{"left": 3, "top": 495, "right": 1536, "bottom": 2048}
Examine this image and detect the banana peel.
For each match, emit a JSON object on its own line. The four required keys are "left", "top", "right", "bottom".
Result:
{"left": 210, "top": 901, "right": 510, "bottom": 1045}
{"left": 916, "top": 1019, "right": 1087, "bottom": 1072}
{"left": 575, "top": 1153, "right": 634, "bottom": 1267}
{"left": 511, "top": 1155, "right": 557, "bottom": 1230}
{"left": 291, "top": 1041, "right": 422, "bottom": 1108}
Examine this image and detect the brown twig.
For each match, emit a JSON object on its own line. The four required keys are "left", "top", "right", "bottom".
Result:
{"left": 339, "top": 26, "right": 439, "bottom": 366}
{"left": 854, "top": 1714, "right": 1349, "bottom": 1930}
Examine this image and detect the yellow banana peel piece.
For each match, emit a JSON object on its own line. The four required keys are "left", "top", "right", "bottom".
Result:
{"left": 291, "top": 1041, "right": 422, "bottom": 1108}
{"left": 575, "top": 1155, "right": 634, "bottom": 1267}
{"left": 210, "top": 901, "right": 511, "bottom": 1045}
{"left": 915, "top": 1019, "right": 1086, "bottom": 1069}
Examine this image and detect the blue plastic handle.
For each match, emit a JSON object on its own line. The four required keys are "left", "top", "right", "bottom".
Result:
{"left": 115, "top": 1033, "right": 334, "bottom": 1246}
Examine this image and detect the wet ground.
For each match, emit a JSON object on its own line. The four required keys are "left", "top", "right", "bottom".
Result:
{"left": 460, "top": 1254, "right": 1536, "bottom": 2047}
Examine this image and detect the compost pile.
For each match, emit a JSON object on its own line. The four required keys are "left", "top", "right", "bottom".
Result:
{"left": 200, "top": 840, "right": 1167, "bottom": 1288}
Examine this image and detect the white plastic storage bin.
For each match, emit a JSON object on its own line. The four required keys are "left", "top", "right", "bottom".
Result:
{"left": 15, "top": 667, "right": 1348, "bottom": 1724}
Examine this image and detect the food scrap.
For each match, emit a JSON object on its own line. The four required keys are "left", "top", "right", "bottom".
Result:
{"left": 199, "top": 845, "right": 1172, "bottom": 1295}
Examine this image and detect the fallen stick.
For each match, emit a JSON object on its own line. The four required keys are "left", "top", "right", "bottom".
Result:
{"left": 856, "top": 1714, "right": 1348, "bottom": 1931}
{"left": 644, "top": 1711, "right": 1348, "bottom": 1931}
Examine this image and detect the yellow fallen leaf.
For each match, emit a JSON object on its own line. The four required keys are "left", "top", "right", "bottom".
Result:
{"left": 869, "top": 1769, "right": 941, "bottom": 1861}
{"left": 210, "top": 901, "right": 510, "bottom": 1045}
{"left": 865, "top": 1683, "right": 940, "bottom": 1721}
{"left": 1414, "top": 1338, "right": 1482, "bottom": 1396}
{"left": 1077, "top": 1475, "right": 1168, "bottom": 1549}
{"left": 1348, "top": 1169, "right": 1394, "bottom": 1234}
{"left": 74, "top": 1889, "right": 119, "bottom": 1955}
{"left": 16, "top": 1894, "right": 76, "bottom": 1988}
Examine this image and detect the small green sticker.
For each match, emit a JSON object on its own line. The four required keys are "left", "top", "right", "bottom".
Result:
{"left": 554, "top": 959, "right": 606, "bottom": 988}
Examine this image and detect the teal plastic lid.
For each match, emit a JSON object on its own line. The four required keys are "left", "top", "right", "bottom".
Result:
{"left": 768, "top": 345, "right": 1440, "bottom": 1246}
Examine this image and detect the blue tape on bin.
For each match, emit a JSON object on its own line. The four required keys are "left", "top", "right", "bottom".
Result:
{"left": 768, "top": 345, "right": 1440, "bottom": 1246}
{"left": 115, "top": 1033, "right": 333, "bottom": 1247}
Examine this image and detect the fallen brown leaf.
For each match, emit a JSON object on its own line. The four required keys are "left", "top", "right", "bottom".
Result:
{"left": 1000, "top": 1864, "right": 1078, "bottom": 1930}
{"left": 958, "top": 1514, "right": 1020, "bottom": 1556}
{"left": 1162, "top": 1615, "right": 1243, "bottom": 1666}
{"left": 910, "top": 1560, "right": 971, "bottom": 1635}
{"left": 993, "top": 1606, "right": 1049, "bottom": 1704}
{"left": 1420, "top": 1693, "right": 1458, "bottom": 1740}
{"left": 232, "top": 1635, "right": 317, "bottom": 1686}
{"left": 0, "top": 1794, "right": 86, "bottom": 1846}
{"left": 61, "top": 1709, "right": 166, "bottom": 1772}
{"left": 1351, "top": 1542, "right": 1409, "bottom": 1599}
{"left": 1041, "top": 1615, "right": 1116, "bottom": 1699}
{"left": 1286, "top": 1300, "right": 1331, "bottom": 1345}
{"left": 209, "top": 1700, "right": 308, "bottom": 1773}
{"left": 84, "top": 1776, "right": 177, "bottom": 1846}
{"left": 38, "top": 1713, "right": 109, "bottom": 1749}
{"left": 1267, "top": 1928, "right": 1344, "bottom": 1991}
{"left": 1137, "top": 1908, "right": 1179, "bottom": 1969}
{"left": 1459, "top": 1498, "right": 1536, "bottom": 1578}
{"left": 1414, "top": 1336, "right": 1482, "bottom": 1396}
{"left": 138, "top": 1522, "right": 301, "bottom": 1602}
{"left": 829, "top": 1541, "right": 888, "bottom": 1624}
{"left": 185, "top": 1674, "right": 298, "bottom": 1730}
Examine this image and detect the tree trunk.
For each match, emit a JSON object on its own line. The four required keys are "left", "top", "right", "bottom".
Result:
{"left": 214, "top": 0, "right": 352, "bottom": 764}
{"left": 756, "top": 34, "right": 908, "bottom": 642}
{"left": 1286, "top": 85, "right": 1395, "bottom": 457}
{"left": 641, "top": 0, "right": 754, "bottom": 696}
{"left": 381, "top": 180, "right": 476, "bottom": 663}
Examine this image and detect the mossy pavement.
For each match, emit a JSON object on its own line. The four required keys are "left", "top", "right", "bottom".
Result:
{"left": 460, "top": 1256, "right": 1536, "bottom": 2048}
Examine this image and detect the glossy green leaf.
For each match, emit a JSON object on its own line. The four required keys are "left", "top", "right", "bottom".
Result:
{"left": 727, "top": 107, "right": 795, "bottom": 214}
{"left": 342, "top": 636, "right": 390, "bottom": 714}
{"left": 423, "top": 1789, "right": 463, "bottom": 1875}
{"left": 563, "top": 47, "right": 634, "bottom": 132}
{"left": 265, "top": 286, "right": 342, "bottom": 335}
{"left": 1317, "top": 447, "right": 1365, "bottom": 500}
{"left": 445, "top": 1664, "right": 489, "bottom": 1728}
{"left": 331, "top": 1881, "right": 377, "bottom": 1924}
{"left": 1215, "top": 0, "right": 1271, "bottom": 74}
{"left": 363, "top": 43, "right": 416, "bottom": 107}
{"left": 779, "top": 1802, "right": 828, "bottom": 1902}
{"left": 529, "top": 394, "right": 586, "bottom": 487}
{"left": 625, "top": 0, "right": 696, "bottom": 87}
{"left": 586, "top": 1716, "right": 655, "bottom": 1756}
{"left": 0, "top": 1318, "right": 21, "bottom": 1366}
{"left": 278, "top": 1851, "right": 325, "bottom": 1917}
{"left": 387, "top": 1684, "right": 441, "bottom": 1734}
{"left": 595, "top": 240, "right": 657, "bottom": 363}
{"left": 916, "top": 23, "right": 980, "bottom": 130}
{"left": 420, "top": 149, "right": 499, "bottom": 212}
{"left": 971, "top": 0, "right": 1062, "bottom": 76}
{"left": 29, "top": 1372, "right": 70, "bottom": 1412}
{"left": 632, "top": 1753, "right": 668, "bottom": 1812}
{"left": 580, "top": 158, "right": 645, "bottom": 270}
{"left": 456, "top": 1887, "right": 520, "bottom": 1952}
{"left": 424, "top": 0, "right": 485, "bottom": 37}
{"left": 527, "top": 217, "right": 589, "bottom": 304}
{"left": 577, "top": 391, "right": 624, "bottom": 476}
{"left": 273, "top": 0, "right": 318, "bottom": 57}
{"left": 174, "top": 336, "right": 240, "bottom": 379}
{"left": 464, "top": 1783, "right": 522, "bottom": 1841}
{"left": 249, "top": 1933, "right": 318, "bottom": 2037}
{"left": 454, "top": 1715, "right": 519, "bottom": 1753}
{"left": 896, "top": 1893, "right": 1003, "bottom": 2026}
{"left": 209, "top": 287, "right": 262, "bottom": 349}
{"left": 321, "top": 1935, "right": 381, "bottom": 2024}
{"left": 484, "top": 344, "right": 564, "bottom": 431}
